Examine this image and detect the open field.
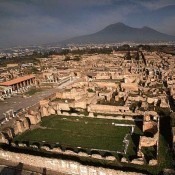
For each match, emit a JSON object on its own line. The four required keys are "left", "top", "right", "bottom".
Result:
{"left": 14, "top": 115, "right": 142, "bottom": 152}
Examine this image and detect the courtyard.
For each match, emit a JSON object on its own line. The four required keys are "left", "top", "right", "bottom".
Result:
{"left": 13, "top": 115, "right": 142, "bottom": 154}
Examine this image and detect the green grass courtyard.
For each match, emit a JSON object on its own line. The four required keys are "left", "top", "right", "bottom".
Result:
{"left": 14, "top": 115, "right": 142, "bottom": 153}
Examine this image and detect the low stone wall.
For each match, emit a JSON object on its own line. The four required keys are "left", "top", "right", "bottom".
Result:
{"left": 0, "top": 150, "right": 146, "bottom": 175}
{"left": 121, "top": 83, "right": 139, "bottom": 92}
{"left": 93, "top": 81, "right": 119, "bottom": 88}
{"left": 88, "top": 104, "right": 132, "bottom": 115}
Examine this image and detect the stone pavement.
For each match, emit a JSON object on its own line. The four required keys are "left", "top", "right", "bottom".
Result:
{"left": 0, "top": 78, "right": 76, "bottom": 121}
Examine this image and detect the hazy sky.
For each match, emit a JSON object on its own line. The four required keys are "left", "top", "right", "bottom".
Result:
{"left": 0, "top": 0, "right": 175, "bottom": 47}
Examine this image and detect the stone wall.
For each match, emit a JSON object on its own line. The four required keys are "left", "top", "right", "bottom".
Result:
{"left": 0, "top": 150, "right": 146, "bottom": 175}
{"left": 121, "top": 83, "right": 138, "bottom": 92}
{"left": 56, "top": 89, "right": 86, "bottom": 100}
{"left": 93, "top": 81, "right": 119, "bottom": 88}
{"left": 88, "top": 104, "right": 133, "bottom": 115}
{"left": 127, "top": 96, "right": 146, "bottom": 102}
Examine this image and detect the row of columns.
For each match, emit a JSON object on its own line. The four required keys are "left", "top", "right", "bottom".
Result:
{"left": 0, "top": 109, "right": 15, "bottom": 126}
{"left": 45, "top": 76, "right": 73, "bottom": 84}
{"left": 11, "top": 78, "right": 35, "bottom": 92}
{"left": 2, "top": 87, "right": 13, "bottom": 98}
{"left": 0, "top": 78, "right": 35, "bottom": 100}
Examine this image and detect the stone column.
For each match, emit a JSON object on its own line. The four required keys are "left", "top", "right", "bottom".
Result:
{"left": 20, "top": 82, "right": 23, "bottom": 88}
{"left": 3, "top": 90, "right": 6, "bottom": 97}
{"left": 12, "top": 110, "right": 15, "bottom": 118}
{"left": 29, "top": 78, "right": 32, "bottom": 85}
{"left": 18, "top": 82, "right": 22, "bottom": 92}
{"left": 3, "top": 113, "right": 8, "bottom": 122}
{"left": 9, "top": 88, "right": 12, "bottom": 95}
{"left": 13, "top": 84, "right": 15, "bottom": 91}
{"left": 12, "top": 84, "right": 15, "bottom": 91}
{"left": 16, "top": 83, "right": 20, "bottom": 92}
{"left": 27, "top": 79, "right": 30, "bottom": 86}
{"left": 7, "top": 111, "right": 12, "bottom": 120}
{"left": 7, "top": 89, "right": 10, "bottom": 96}
{"left": 32, "top": 78, "right": 35, "bottom": 84}
{"left": 22, "top": 81, "right": 24, "bottom": 87}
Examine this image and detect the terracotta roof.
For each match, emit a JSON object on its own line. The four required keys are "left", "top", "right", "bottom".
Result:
{"left": 0, "top": 75, "right": 35, "bottom": 86}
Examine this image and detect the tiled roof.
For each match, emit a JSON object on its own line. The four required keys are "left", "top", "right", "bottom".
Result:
{"left": 0, "top": 75, "right": 35, "bottom": 86}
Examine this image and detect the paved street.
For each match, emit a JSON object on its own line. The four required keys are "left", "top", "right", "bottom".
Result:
{"left": 0, "top": 79, "right": 76, "bottom": 120}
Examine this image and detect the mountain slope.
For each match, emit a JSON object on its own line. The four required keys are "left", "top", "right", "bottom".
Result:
{"left": 63, "top": 22, "right": 175, "bottom": 44}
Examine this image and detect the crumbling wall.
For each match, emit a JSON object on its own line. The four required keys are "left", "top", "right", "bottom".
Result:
{"left": 88, "top": 104, "right": 131, "bottom": 114}
{"left": 121, "top": 83, "right": 139, "bottom": 91}
{"left": 0, "top": 150, "right": 146, "bottom": 175}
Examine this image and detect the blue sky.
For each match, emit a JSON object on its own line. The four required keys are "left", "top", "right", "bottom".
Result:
{"left": 0, "top": 0, "right": 175, "bottom": 47}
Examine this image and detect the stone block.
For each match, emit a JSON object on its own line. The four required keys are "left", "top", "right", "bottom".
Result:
{"left": 143, "top": 121, "right": 158, "bottom": 134}
{"left": 0, "top": 132, "right": 9, "bottom": 144}
{"left": 3, "top": 128, "right": 14, "bottom": 139}
{"left": 40, "top": 107, "right": 49, "bottom": 117}
{"left": 62, "top": 112, "right": 70, "bottom": 116}
{"left": 149, "top": 159, "right": 157, "bottom": 166}
{"left": 26, "top": 114, "right": 39, "bottom": 125}
{"left": 39, "top": 100, "right": 49, "bottom": 107}
{"left": 80, "top": 165, "right": 88, "bottom": 175}
{"left": 57, "top": 110, "right": 62, "bottom": 115}
{"left": 89, "top": 167, "right": 97, "bottom": 175}
{"left": 21, "top": 117, "right": 30, "bottom": 130}
{"left": 14, "top": 120, "right": 25, "bottom": 133}
{"left": 131, "top": 158, "right": 144, "bottom": 165}
{"left": 48, "top": 107, "right": 56, "bottom": 115}
{"left": 121, "top": 157, "right": 129, "bottom": 163}
{"left": 147, "top": 97, "right": 155, "bottom": 104}
{"left": 105, "top": 156, "right": 116, "bottom": 161}
{"left": 78, "top": 152, "right": 88, "bottom": 157}
{"left": 69, "top": 163, "right": 79, "bottom": 174}
{"left": 91, "top": 154, "right": 102, "bottom": 159}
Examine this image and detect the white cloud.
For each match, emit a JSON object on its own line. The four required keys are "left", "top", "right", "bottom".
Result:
{"left": 135, "top": 0, "right": 175, "bottom": 10}
{"left": 0, "top": 0, "right": 175, "bottom": 47}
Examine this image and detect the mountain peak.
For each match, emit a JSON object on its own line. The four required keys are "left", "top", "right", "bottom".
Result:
{"left": 114, "top": 22, "right": 126, "bottom": 26}
{"left": 107, "top": 22, "right": 128, "bottom": 28}
{"left": 102, "top": 22, "right": 130, "bottom": 32}
{"left": 63, "top": 23, "right": 175, "bottom": 44}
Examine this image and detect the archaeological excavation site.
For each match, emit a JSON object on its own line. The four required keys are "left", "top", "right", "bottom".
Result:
{"left": 0, "top": 49, "right": 175, "bottom": 175}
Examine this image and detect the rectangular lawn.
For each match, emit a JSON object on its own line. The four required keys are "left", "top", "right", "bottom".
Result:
{"left": 14, "top": 115, "right": 136, "bottom": 152}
